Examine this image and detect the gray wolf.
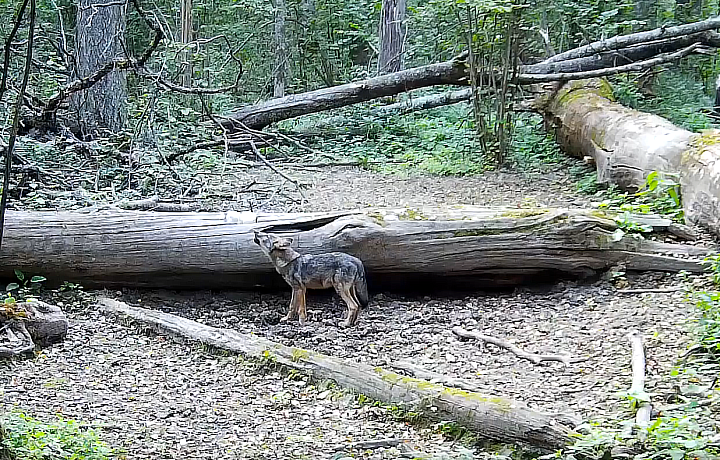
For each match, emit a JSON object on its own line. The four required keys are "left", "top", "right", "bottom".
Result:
{"left": 253, "top": 231, "right": 369, "bottom": 327}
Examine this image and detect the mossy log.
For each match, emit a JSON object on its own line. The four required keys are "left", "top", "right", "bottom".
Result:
{"left": 0, "top": 207, "right": 708, "bottom": 291}
{"left": 543, "top": 79, "right": 720, "bottom": 237}
{"left": 98, "top": 297, "right": 574, "bottom": 450}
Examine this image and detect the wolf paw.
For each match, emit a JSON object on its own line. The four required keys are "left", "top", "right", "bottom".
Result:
{"left": 280, "top": 314, "right": 293, "bottom": 323}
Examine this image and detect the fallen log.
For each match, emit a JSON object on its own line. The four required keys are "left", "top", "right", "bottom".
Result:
{"left": 218, "top": 21, "right": 720, "bottom": 131}
{"left": 0, "top": 206, "right": 709, "bottom": 291}
{"left": 542, "top": 78, "right": 720, "bottom": 236}
{"left": 98, "top": 297, "right": 574, "bottom": 450}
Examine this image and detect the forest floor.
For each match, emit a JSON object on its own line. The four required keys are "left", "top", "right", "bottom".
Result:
{"left": 2, "top": 158, "right": 719, "bottom": 459}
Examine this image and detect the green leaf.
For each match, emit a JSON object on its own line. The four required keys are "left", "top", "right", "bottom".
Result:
{"left": 6, "top": 283, "right": 19, "bottom": 291}
{"left": 30, "top": 276, "right": 46, "bottom": 283}
{"left": 14, "top": 269, "right": 24, "bottom": 281}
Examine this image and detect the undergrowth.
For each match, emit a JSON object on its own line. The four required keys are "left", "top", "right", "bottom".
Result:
{"left": 611, "top": 69, "right": 718, "bottom": 132}
{"left": 550, "top": 258, "right": 720, "bottom": 460}
{"left": 0, "top": 412, "right": 114, "bottom": 460}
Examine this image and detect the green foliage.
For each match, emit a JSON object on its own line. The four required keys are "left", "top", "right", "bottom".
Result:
{"left": 0, "top": 412, "right": 113, "bottom": 460}
{"left": 596, "top": 171, "right": 684, "bottom": 222}
{"left": 5, "top": 270, "right": 46, "bottom": 295}
{"left": 611, "top": 70, "right": 717, "bottom": 133}
{"left": 509, "top": 114, "right": 565, "bottom": 168}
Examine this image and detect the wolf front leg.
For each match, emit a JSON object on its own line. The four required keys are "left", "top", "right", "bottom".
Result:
{"left": 282, "top": 287, "right": 301, "bottom": 322}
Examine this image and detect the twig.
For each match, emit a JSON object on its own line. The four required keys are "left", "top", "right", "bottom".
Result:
{"left": 340, "top": 438, "right": 410, "bottom": 451}
{"left": 616, "top": 288, "right": 681, "bottom": 294}
{"left": 627, "top": 330, "right": 652, "bottom": 428}
{"left": 140, "top": 69, "right": 242, "bottom": 95}
{"left": 249, "top": 140, "right": 306, "bottom": 202}
{"left": 452, "top": 326, "right": 584, "bottom": 366}
{"left": 517, "top": 44, "right": 704, "bottom": 84}
{"left": 0, "top": 0, "right": 35, "bottom": 251}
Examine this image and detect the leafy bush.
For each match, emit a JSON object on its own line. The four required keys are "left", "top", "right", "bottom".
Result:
{"left": 0, "top": 412, "right": 113, "bottom": 460}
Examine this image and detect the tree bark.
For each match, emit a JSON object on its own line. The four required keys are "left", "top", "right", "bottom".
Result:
{"left": 542, "top": 79, "right": 720, "bottom": 236}
{"left": 0, "top": 207, "right": 707, "bottom": 291}
{"left": 377, "top": 0, "right": 407, "bottom": 75}
{"left": 71, "top": 0, "right": 128, "bottom": 138}
{"left": 100, "top": 297, "right": 573, "bottom": 451}
{"left": 179, "top": 0, "right": 193, "bottom": 87}
{"left": 273, "top": 0, "right": 288, "bottom": 98}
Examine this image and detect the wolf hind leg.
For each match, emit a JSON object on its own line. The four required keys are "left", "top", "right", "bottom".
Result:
{"left": 336, "top": 282, "right": 361, "bottom": 328}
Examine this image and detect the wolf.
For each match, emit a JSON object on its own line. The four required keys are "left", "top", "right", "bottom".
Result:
{"left": 253, "top": 230, "right": 369, "bottom": 327}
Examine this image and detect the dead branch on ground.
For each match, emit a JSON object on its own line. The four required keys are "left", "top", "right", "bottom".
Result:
{"left": 627, "top": 330, "right": 652, "bottom": 429}
{"left": 452, "top": 326, "right": 585, "bottom": 366}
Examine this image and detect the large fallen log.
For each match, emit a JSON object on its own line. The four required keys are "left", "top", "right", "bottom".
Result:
{"left": 0, "top": 207, "right": 709, "bottom": 291}
{"left": 218, "top": 21, "right": 720, "bottom": 131}
{"left": 542, "top": 79, "right": 720, "bottom": 236}
{"left": 98, "top": 297, "right": 574, "bottom": 450}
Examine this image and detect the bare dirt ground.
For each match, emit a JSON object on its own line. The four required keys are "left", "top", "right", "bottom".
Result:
{"left": 2, "top": 163, "right": 717, "bottom": 459}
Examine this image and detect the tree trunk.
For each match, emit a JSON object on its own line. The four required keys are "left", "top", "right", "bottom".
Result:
{"left": 100, "top": 298, "right": 574, "bottom": 450}
{"left": 0, "top": 207, "right": 706, "bottom": 291}
{"left": 273, "top": 0, "right": 288, "bottom": 98}
{"left": 377, "top": 0, "right": 407, "bottom": 75}
{"left": 179, "top": 0, "right": 193, "bottom": 87}
{"left": 542, "top": 79, "right": 720, "bottom": 236}
{"left": 71, "top": 0, "right": 128, "bottom": 138}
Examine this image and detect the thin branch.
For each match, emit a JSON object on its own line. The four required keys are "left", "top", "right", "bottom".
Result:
{"left": 0, "top": 0, "right": 35, "bottom": 251}
{"left": 140, "top": 69, "right": 241, "bottom": 94}
{"left": 517, "top": 43, "right": 703, "bottom": 84}
{"left": 452, "top": 326, "right": 584, "bottom": 366}
{"left": 627, "top": 331, "right": 652, "bottom": 429}
{"left": 248, "top": 140, "right": 305, "bottom": 201}
{"left": 0, "top": 0, "right": 31, "bottom": 101}
{"left": 544, "top": 15, "right": 720, "bottom": 63}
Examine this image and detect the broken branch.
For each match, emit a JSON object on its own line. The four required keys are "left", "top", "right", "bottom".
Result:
{"left": 452, "top": 326, "right": 583, "bottom": 366}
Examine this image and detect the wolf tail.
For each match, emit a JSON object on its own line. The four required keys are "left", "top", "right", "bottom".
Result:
{"left": 353, "top": 262, "right": 369, "bottom": 308}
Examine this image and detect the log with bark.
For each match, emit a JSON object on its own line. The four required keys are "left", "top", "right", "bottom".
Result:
{"left": 542, "top": 78, "right": 720, "bottom": 237}
{"left": 0, "top": 300, "right": 68, "bottom": 357}
{"left": 0, "top": 206, "right": 709, "bottom": 291}
{"left": 99, "top": 297, "right": 574, "bottom": 450}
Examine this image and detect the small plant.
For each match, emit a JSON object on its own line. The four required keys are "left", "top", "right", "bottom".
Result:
{"left": 597, "top": 171, "right": 684, "bottom": 222}
{"left": 5, "top": 270, "right": 46, "bottom": 294}
{"left": 0, "top": 412, "right": 113, "bottom": 460}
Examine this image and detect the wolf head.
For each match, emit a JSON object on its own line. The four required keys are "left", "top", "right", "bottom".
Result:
{"left": 253, "top": 231, "right": 294, "bottom": 257}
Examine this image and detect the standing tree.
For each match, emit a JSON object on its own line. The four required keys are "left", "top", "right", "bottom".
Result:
{"left": 377, "top": 0, "right": 406, "bottom": 75}
{"left": 71, "top": 0, "right": 128, "bottom": 138}
{"left": 179, "top": 0, "right": 194, "bottom": 87}
{"left": 272, "top": 0, "right": 288, "bottom": 97}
